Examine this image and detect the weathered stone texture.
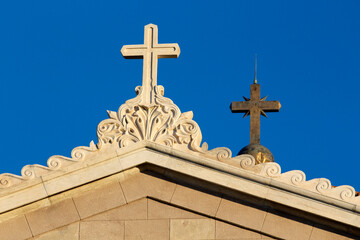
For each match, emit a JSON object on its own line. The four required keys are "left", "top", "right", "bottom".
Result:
{"left": 26, "top": 198, "right": 80, "bottom": 236}
{"left": 120, "top": 171, "right": 176, "bottom": 203}
{"left": 171, "top": 184, "right": 221, "bottom": 217}
{"left": 33, "top": 222, "right": 79, "bottom": 240}
{"left": 310, "top": 226, "right": 351, "bottom": 240}
{"left": 0, "top": 215, "right": 32, "bottom": 240}
{"left": 86, "top": 198, "right": 147, "bottom": 221}
{"left": 0, "top": 169, "right": 357, "bottom": 239}
{"left": 170, "top": 219, "right": 215, "bottom": 239}
{"left": 261, "top": 212, "right": 313, "bottom": 240}
{"left": 215, "top": 220, "right": 262, "bottom": 239}
{"left": 80, "top": 221, "right": 124, "bottom": 240}
{"left": 125, "top": 219, "right": 169, "bottom": 240}
{"left": 216, "top": 198, "right": 267, "bottom": 231}
{"left": 73, "top": 181, "right": 126, "bottom": 219}
{"left": 148, "top": 198, "right": 203, "bottom": 219}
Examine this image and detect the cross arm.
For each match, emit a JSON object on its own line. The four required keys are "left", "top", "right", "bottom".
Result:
{"left": 230, "top": 101, "right": 251, "bottom": 113}
{"left": 258, "top": 101, "right": 281, "bottom": 112}
{"left": 230, "top": 100, "right": 281, "bottom": 113}
{"left": 155, "top": 44, "right": 180, "bottom": 58}
{"left": 121, "top": 45, "right": 147, "bottom": 59}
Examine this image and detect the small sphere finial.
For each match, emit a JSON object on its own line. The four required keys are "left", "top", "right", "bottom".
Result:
{"left": 238, "top": 143, "right": 274, "bottom": 164}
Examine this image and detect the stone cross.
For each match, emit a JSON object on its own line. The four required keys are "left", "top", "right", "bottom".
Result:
{"left": 230, "top": 80, "right": 281, "bottom": 145}
{"left": 121, "top": 24, "right": 180, "bottom": 106}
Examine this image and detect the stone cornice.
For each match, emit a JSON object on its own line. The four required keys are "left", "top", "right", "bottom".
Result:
{"left": 0, "top": 140, "right": 359, "bottom": 229}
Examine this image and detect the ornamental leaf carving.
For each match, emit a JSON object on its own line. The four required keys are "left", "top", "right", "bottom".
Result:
{"left": 97, "top": 85, "right": 206, "bottom": 153}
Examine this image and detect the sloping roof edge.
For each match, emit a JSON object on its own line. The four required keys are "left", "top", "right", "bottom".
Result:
{"left": 0, "top": 140, "right": 359, "bottom": 229}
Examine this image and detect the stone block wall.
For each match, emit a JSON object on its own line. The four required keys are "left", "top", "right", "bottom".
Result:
{"left": 0, "top": 168, "right": 355, "bottom": 239}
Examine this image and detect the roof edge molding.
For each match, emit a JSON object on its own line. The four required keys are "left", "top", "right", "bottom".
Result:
{"left": 1, "top": 121, "right": 359, "bottom": 210}
{"left": 0, "top": 141, "right": 359, "bottom": 229}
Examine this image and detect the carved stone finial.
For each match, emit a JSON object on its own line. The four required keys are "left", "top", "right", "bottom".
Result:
{"left": 121, "top": 24, "right": 180, "bottom": 107}
{"left": 110, "top": 24, "right": 204, "bottom": 151}
{"left": 96, "top": 24, "right": 230, "bottom": 159}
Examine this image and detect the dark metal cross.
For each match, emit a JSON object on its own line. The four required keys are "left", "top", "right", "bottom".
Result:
{"left": 230, "top": 81, "right": 281, "bottom": 145}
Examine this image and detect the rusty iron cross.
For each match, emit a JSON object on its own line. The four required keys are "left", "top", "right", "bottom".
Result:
{"left": 121, "top": 24, "right": 180, "bottom": 107}
{"left": 230, "top": 81, "right": 281, "bottom": 145}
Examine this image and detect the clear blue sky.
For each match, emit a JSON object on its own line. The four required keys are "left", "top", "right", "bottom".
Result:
{"left": 0, "top": 1, "right": 359, "bottom": 189}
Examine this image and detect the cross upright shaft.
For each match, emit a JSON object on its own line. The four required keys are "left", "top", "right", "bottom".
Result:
{"left": 231, "top": 83, "right": 281, "bottom": 144}
{"left": 121, "top": 24, "right": 180, "bottom": 106}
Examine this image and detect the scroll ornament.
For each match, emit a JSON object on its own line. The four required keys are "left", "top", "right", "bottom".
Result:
{"left": 0, "top": 85, "right": 358, "bottom": 206}
{"left": 0, "top": 84, "right": 227, "bottom": 188}
{"left": 234, "top": 154, "right": 360, "bottom": 204}
{"left": 97, "top": 85, "right": 205, "bottom": 153}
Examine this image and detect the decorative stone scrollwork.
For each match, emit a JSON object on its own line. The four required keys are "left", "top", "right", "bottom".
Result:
{"left": 238, "top": 154, "right": 256, "bottom": 169}
{"left": 259, "top": 162, "right": 281, "bottom": 177}
{"left": 97, "top": 85, "right": 205, "bottom": 153}
{"left": 0, "top": 81, "right": 359, "bottom": 207}
{"left": 233, "top": 159, "right": 360, "bottom": 203}
{"left": 224, "top": 154, "right": 256, "bottom": 170}
{"left": 0, "top": 177, "right": 10, "bottom": 187}
{"left": 280, "top": 170, "right": 306, "bottom": 185}
{"left": 21, "top": 166, "right": 37, "bottom": 179}
{"left": 0, "top": 141, "right": 98, "bottom": 188}
{"left": 205, "top": 147, "right": 232, "bottom": 162}
{"left": 0, "top": 84, "right": 231, "bottom": 188}
{"left": 0, "top": 174, "right": 24, "bottom": 188}
{"left": 315, "top": 178, "right": 332, "bottom": 193}
{"left": 335, "top": 186, "right": 356, "bottom": 201}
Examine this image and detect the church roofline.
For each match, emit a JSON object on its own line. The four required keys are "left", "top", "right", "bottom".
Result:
{"left": 0, "top": 140, "right": 359, "bottom": 229}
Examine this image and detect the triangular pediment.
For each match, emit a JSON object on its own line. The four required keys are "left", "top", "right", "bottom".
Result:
{"left": 0, "top": 142, "right": 359, "bottom": 238}
{"left": 30, "top": 196, "right": 274, "bottom": 240}
{"left": 1, "top": 163, "right": 355, "bottom": 239}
